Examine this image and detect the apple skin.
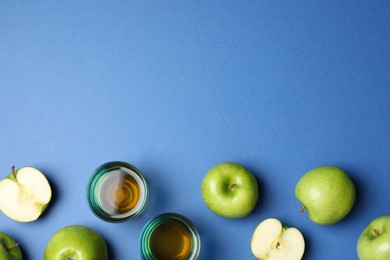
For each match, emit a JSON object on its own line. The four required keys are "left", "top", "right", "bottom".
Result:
{"left": 201, "top": 162, "right": 258, "bottom": 218}
{"left": 0, "top": 232, "right": 22, "bottom": 260}
{"left": 357, "top": 216, "right": 390, "bottom": 260}
{"left": 44, "top": 225, "right": 108, "bottom": 260}
{"left": 295, "top": 166, "right": 355, "bottom": 225}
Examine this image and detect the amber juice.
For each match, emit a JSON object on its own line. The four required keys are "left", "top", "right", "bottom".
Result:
{"left": 98, "top": 169, "right": 142, "bottom": 215}
{"left": 87, "top": 161, "right": 148, "bottom": 222}
{"left": 149, "top": 221, "right": 192, "bottom": 259}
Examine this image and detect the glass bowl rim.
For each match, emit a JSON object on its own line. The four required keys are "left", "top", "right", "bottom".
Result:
{"left": 140, "top": 212, "right": 201, "bottom": 260}
{"left": 86, "top": 161, "right": 149, "bottom": 223}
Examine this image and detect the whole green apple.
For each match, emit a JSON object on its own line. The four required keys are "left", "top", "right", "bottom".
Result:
{"left": 0, "top": 232, "right": 22, "bottom": 260}
{"left": 295, "top": 166, "right": 355, "bottom": 225}
{"left": 357, "top": 215, "right": 390, "bottom": 260}
{"left": 44, "top": 225, "right": 108, "bottom": 260}
{"left": 0, "top": 166, "right": 52, "bottom": 222}
{"left": 201, "top": 162, "right": 258, "bottom": 218}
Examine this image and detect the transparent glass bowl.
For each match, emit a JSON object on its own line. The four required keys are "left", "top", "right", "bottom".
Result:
{"left": 140, "top": 213, "right": 201, "bottom": 260}
{"left": 87, "top": 161, "right": 149, "bottom": 223}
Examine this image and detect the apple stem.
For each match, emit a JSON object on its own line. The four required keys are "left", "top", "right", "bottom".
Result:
{"left": 373, "top": 229, "right": 380, "bottom": 237}
{"left": 300, "top": 206, "right": 305, "bottom": 213}
{"left": 228, "top": 183, "right": 237, "bottom": 190}
{"left": 11, "top": 166, "right": 17, "bottom": 181}
{"left": 6, "top": 243, "right": 19, "bottom": 250}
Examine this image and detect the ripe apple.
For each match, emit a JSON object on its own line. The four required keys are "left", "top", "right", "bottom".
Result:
{"left": 44, "top": 225, "right": 108, "bottom": 260}
{"left": 357, "top": 215, "right": 390, "bottom": 260}
{"left": 0, "top": 232, "right": 22, "bottom": 260}
{"left": 201, "top": 162, "right": 258, "bottom": 218}
{"left": 0, "top": 166, "right": 52, "bottom": 222}
{"left": 295, "top": 166, "right": 355, "bottom": 225}
{"left": 251, "top": 218, "right": 305, "bottom": 260}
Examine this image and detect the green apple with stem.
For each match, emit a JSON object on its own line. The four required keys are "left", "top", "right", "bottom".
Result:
{"left": 0, "top": 232, "right": 22, "bottom": 260}
{"left": 251, "top": 218, "right": 305, "bottom": 260}
{"left": 295, "top": 166, "right": 355, "bottom": 225}
{"left": 44, "top": 225, "right": 108, "bottom": 260}
{"left": 201, "top": 162, "right": 258, "bottom": 218}
{"left": 357, "top": 215, "right": 390, "bottom": 260}
{"left": 0, "top": 166, "right": 52, "bottom": 222}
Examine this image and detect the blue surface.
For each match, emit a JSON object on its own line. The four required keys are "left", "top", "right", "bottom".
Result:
{"left": 1, "top": 1, "right": 389, "bottom": 259}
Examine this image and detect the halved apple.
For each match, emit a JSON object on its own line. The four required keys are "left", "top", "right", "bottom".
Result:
{"left": 0, "top": 166, "right": 52, "bottom": 222}
{"left": 251, "top": 218, "right": 305, "bottom": 260}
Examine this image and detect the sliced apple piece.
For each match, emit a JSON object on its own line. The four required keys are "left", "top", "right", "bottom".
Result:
{"left": 0, "top": 166, "right": 52, "bottom": 222}
{"left": 251, "top": 218, "right": 305, "bottom": 260}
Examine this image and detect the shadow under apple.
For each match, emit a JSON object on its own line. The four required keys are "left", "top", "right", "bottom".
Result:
{"left": 244, "top": 165, "right": 266, "bottom": 216}
{"left": 104, "top": 238, "right": 118, "bottom": 260}
{"left": 340, "top": 168, "right": 366, "bottom": 222}
{"left": 37, "top": 169, "right": 59, "bottom": 221}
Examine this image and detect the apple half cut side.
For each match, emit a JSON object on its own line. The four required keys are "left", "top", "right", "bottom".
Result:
{"left": 0, "top": 166, "right": 52, "bottom": 222}
{"left": 251, "top": 218, "right": 305, "bottom": 260}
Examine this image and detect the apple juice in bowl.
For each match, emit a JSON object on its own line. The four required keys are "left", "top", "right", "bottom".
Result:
{"left": 140, "top": 213, "right": 201, "bottom": 260}
{"left": 87, "top": 161, "right": 148, "bottom": 222}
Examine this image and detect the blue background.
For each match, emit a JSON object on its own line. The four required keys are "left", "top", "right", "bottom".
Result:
{"left": 1, "top": 1, "right": 389, "bottom": 259}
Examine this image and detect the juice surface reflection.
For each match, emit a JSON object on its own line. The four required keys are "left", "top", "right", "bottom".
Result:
{"left": 98, "top": 169, "right": 141, "bottom": 215}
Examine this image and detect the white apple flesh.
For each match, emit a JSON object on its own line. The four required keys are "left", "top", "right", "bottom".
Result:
{"left": 251, "top": 218, "right": 305, "bottom": 260}
{"left": 0, "top": 167, "right": 52, "bottom": 222}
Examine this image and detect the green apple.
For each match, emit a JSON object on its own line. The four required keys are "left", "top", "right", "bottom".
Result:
{"left": 357, "top": 215, "right": 390, "bottom": 260}
{"left": 295, "top": 166, "right": 355, "bottom": 225}
{"left": 201, "top": 162, "right": 258, "bottom": 218}
{"left": 0, "top": 232, "right": 22, "bottom": 260}
{"left": 44, "top": 225, "right": 108, "bottom": 260}
{"left": 251, "top": 218, "right": 305, "bottom": 260}
{"left": 0, "top": 166, "right": 52, "bottom": 222}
